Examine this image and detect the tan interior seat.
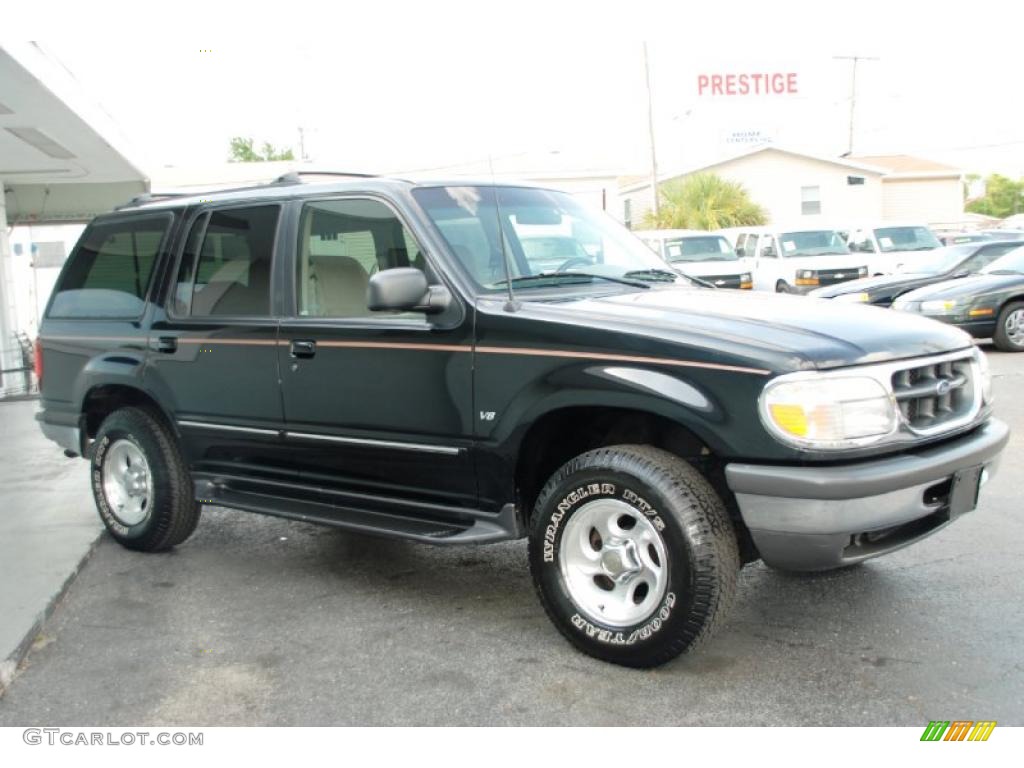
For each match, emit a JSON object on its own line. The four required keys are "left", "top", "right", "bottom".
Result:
{"left": 309, "top": 255, "right": 370, "bottom": 316}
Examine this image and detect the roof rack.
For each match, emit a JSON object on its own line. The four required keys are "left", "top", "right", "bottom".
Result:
{"left": 115, "top": 170, "right": 384, "bottom": 210}
{"left": 272, "top": 170, "right": 379, "bottom": 184}
{"left": 114, "top": 191, "right": 190, "bottom": 210}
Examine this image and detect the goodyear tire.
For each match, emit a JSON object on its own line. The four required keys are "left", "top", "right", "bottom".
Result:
{"left": 775, "top": 280, "right": 792, "bottom": 294}
{"left": 993, "top": 301, "right": 1024, "bottom": 352}
{"left": 91, "top": 407, "right": 201, "bottom": 552}
{"left": 528, "top": 445, "right": 740, "bottom": 668}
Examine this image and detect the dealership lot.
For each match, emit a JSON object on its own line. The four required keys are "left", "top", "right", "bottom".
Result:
{"left": 0, "top": 344, "right": 1021, "bottom": 726}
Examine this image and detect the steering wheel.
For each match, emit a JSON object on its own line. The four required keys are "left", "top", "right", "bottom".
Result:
{"left": 556, "top": 257, "right": 593, "bottom": 272}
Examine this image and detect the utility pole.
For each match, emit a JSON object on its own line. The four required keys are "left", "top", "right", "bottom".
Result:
{"left": 298, "top": 126, "right": 308, "bottom": 161}
{"left": 643, "top": 42, "right": 660, "bottom": 219}
{"left": 834, "top": 55, "right": 879, "bottom": 156}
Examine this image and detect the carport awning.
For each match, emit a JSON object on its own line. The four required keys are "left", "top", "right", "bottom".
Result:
{"left": 0, "top": 43, "right": 148, "bottom": 223}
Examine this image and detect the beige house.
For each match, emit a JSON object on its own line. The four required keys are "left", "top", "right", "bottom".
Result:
{"left": 619, "top": 146, "right": 963, "bottom": 229}
{"left": 847, "top": 155, "right": 965, "bottom": 224}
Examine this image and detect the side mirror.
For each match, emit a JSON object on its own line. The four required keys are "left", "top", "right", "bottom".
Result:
{"left": 367, "top": 268, "right": 451, "bottom": 314}
{"left": 762, "top": 245, "right": 777, "bottom": 259}
{"left": 735, "top": 246, "right": 745, "bottom": 257}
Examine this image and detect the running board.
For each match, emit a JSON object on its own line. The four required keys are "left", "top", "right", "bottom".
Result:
{"left": 192, "top": 475, "right": 520, "bottom": 545}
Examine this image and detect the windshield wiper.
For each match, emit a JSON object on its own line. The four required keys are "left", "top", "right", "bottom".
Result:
{"left": 623, "top": 268, "right": 680, "bottom": 283}
{"left": 492, "top": 272, "right": 651, "bottom": 289}
{"left": 986, "top": 269, "right": 1024, "bottom": 276}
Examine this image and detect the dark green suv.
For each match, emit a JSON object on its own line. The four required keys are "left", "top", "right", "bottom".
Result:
{"left": 36, "top": 177, "right": 1009, "bottom": 667}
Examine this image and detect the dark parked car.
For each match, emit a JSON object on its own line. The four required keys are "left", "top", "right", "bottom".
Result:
{"left": 809, "top": 241, "right": 1023, "bottom": 306}
{"left": 892, "top": 245, "right": 1024, "bottom": 351}
{"left": 36, "top": 177, "right": 1008, "bottom": 668}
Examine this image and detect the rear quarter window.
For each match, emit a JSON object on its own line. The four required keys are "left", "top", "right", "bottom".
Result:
{"left": 48, "top": 213, "right": 173, "bottom": 319}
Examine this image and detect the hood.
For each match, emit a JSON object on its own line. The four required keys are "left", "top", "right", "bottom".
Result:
{"left": 510, "top": 286, "right": 972, "bottom": 373}
{"left": 810, "top": 271, "right": 945, "bottom": 300}
{"left": 896, "top": 272, "right": 1024, "bottom": 302}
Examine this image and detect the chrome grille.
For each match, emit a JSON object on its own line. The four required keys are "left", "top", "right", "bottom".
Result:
{"left": 892, "top": 354, "right": 977, "bottom": 434}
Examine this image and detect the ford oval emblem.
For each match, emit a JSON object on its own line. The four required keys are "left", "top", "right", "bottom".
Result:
{"left": 715, "top": 280, "right": 725, "bottom": 285}
{"left": 836, "top": 273, "right": 845, "bottom": 279}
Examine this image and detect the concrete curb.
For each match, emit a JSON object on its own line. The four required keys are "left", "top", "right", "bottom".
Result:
{"left": 0, "top": 533, "right": 103, "bottom": 696}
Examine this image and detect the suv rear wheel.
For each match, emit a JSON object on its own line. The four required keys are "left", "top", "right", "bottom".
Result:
{"left": 528, "top": 445, "right": 739, "bottom": 668}
{"left": 91, "top": 407, "right": 200, "bottom": 551}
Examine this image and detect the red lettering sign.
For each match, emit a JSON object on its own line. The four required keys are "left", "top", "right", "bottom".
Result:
{"left": 697, "top": 72, "right": 798, "bottom": 96}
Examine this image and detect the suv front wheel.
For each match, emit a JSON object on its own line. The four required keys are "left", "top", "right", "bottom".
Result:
{"left": 91, "top": 407, "right": 201, "bottom": 551}
{"left": 528, "top": 445, "right": 739, "bottom": 668}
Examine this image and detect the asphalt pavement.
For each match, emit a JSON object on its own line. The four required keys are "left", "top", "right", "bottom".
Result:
{"left": 0, "top": 345, "right": 1021, "bottom": 726}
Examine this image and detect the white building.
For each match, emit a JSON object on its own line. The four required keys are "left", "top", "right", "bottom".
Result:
{"left": 618, "top": 146, "right": 964, "bottom": 230}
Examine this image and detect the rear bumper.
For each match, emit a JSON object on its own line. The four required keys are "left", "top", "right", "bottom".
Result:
{"left": 36, "top": 411, "right": 82, "bottom": 456}
{"left": 725, "top": 419, "right": 1009, "bottom": 570}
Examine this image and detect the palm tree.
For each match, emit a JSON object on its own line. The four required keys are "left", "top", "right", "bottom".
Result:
{"left": 641, "top": 173, "right": 767, "bottom": 230}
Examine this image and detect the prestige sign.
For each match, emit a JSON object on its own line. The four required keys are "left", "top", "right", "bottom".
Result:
{"left": 698, "top": 72, "right": 798, "bottom": 97}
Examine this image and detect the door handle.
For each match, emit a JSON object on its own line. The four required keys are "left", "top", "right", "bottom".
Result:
{"left": 151, "top": 336, "right": 178, "bottom": 353}
{"left": 290, "top": 339, "right": 316, "bottom": 359}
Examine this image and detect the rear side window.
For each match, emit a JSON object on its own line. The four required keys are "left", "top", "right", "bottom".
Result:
{"left": 172, "top": 206, "right": 279, "bottom": 317}
{"left": 48, "top": 214, "right": 171, "bottom": 318}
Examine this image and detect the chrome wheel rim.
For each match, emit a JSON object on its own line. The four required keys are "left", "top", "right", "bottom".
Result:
{"left": 1005, "top": 308, "right": 1024, "bottom": 346}
{"left": 558, "top": 498, "right": 669, "bottom": 628}
{"left": 101, "top": 439, "right": 152, "bottom": 526}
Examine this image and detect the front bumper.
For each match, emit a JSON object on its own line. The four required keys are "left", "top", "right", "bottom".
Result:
{"left": 725, "top": 419, "right": 1009, "bottom": 570}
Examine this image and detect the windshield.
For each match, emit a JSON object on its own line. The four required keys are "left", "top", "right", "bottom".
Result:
{"left": 663, "top": 235, "right": 738, "bottom": 263}
{"left": 412, "top": 186, "right": 682, "bottom": 292}
{"left": 778, "top": 230, "right": 850, "bottom": 257}
{"left": 981, "top": 245, "right": 1024, "bottom": 275}
{"left": 873, "top": 226, "right": 941, "bottom": 252}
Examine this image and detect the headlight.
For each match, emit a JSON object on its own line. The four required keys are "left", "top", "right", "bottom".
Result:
{"left": 795, "top": 269, "right": 819, "bottom": 286}
{"left": 921, "top": 299, "right": 957, "bottom": 313}
{"left": 977, "top": 348, "right": 993, "bottom": 403}
{"left": 739, "top": 273, "right": 753, "bottom": 289}
{"left": 858, "top": 266, "right": 868, "bottom": 276}
{"left": 760, "top": 375, "right": 896, "bottom": 449}
{"left": 835, "top": 291, "right": 870, "bottom": 303}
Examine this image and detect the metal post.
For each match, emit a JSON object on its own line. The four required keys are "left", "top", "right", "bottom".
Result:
{"left": 834, "top": 55, "right": 879, "bottom": 156}
{"left": 643, "top": 42, "right": 660, "bottom": 219}
{"left": 0, "top": 179, "right": 19, "bottom": 395}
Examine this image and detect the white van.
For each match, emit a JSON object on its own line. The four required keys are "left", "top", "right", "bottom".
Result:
{"left": 846, "top": 224, "right": 943, "bottom": 274}
{"left": 633, "top": 229, "right": 752, "bottom": 289}
{"left": 732, "top": 226, "right": 868, "bottom": 293}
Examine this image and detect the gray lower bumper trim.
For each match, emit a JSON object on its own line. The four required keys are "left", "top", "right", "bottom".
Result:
{"left": 38, "top": 418, "right": 82, "bottom": 456}
{"left": 726, "top": 419, "right": 1009, "bottom": 571}
{"left": 725, "top": 420, "right": 1009, "bottom": 500}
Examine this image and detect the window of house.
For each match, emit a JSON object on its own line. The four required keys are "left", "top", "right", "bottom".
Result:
{"left": 48, "top": 214, "right": 171, "bottom": 318}
{"left": 172, "top": 206, "right": 279, "bottom": 317}
{"left": 801, "top": 186, "right": 822, "bottom": 215}
{"left": 296, "top": 198, "right": 428, "bottom": 318}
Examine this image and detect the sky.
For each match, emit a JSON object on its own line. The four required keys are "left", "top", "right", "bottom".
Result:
{"left": 17, "top": 0, "right": 1024, "bottom": 180}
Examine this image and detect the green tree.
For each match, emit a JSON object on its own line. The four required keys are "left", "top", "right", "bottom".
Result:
{"left": 228, "top": 136, "right": 295, "bottom": 163}
{"left": 641, "top": 173, "right": 767, "bottom": 230}
{"left": 966, "top": 174, "right": 1024, "bottom": 218}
